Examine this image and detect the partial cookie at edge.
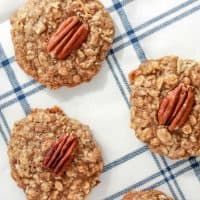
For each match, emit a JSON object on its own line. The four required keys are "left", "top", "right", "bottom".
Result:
{"left": 122, "top": 190, "right": 173, "bottom": 200}
{"left": 129, "top": 56, "right": 200, "bottom": 159}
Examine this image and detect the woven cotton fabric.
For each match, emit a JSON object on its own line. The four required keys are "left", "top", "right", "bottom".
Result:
{"left": 0, "top": 0, "right": 200, "bottom": 199}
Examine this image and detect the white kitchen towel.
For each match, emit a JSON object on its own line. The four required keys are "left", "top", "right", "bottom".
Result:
{"left": 1, "top": 0, "right": 200, "bottom": 199}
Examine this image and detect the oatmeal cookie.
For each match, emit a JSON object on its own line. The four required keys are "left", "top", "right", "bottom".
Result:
{"left": 11, "top": 0, "right": 114, "bottom": 89}
{"left": 129, "top": 56, "right": 200, "bottom": 159}
{"left": 123, "top": 190, "right": 173, "bottom": 200}
{"left": 8, "top": 106, "right": 103, "bottom": 200}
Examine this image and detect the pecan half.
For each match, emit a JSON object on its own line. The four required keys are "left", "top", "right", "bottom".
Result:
{"left": 43, "top": 134, "right": 78, "bottom": 176}
{"left": 158, "top": 83, "right": 195, "bottom": 131}
{"left": 47, "top": 16, "right": 89, "bottom": 59}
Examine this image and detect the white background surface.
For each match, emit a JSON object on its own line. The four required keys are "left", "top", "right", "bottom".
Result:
{"left": 0, "top": 0, "right": 24, "bottom": 23}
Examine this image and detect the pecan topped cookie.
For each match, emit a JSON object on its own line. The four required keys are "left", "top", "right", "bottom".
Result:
{"left": 123, "top": 190, "right": 173, "bottom": 200}
{"left": 11, "top": 0, "right": 114, "bottom": 89}
{"left": 129, "top": 56, "right": 200, "bottom": 159}
{"left": 8, "top": 107, "right": 103, "bottom": 199}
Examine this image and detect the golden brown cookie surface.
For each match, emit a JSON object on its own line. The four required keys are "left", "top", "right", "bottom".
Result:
{"left": 123, "top": 190, "right": 173, "bottom": 200}
{"left": 11, "top": 0, "right": 114, "bottom": 89}
{"left": 130, "top": 56, "right": 200, "bottom": 159}
{"left": 8, "top": 106, "right": 103, "bottom": 200}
